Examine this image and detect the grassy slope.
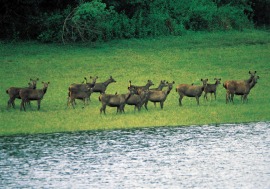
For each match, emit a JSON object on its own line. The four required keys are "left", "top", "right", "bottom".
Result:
{"left": 1, "top": 30, "right": 270, "bottom": 136}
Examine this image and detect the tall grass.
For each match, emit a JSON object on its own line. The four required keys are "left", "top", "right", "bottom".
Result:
{"left": 1, "top": 30, "right": 270, "bottom": 136}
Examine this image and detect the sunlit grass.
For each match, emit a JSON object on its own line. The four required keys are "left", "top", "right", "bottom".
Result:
{"left": 1, "top": 30, "right": 270, "bottom": 136}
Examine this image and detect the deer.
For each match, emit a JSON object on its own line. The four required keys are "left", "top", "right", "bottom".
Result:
{"left": 224, "top": 73, "right": 259, "bottom": 104}
{"left": 67, "top": 87, "right": 93, "bottom": 108}
{"left": 6, "top": 78, "right": 39, "bottom": 109}
{"left": 126, "top": 89, "right": 150, "bottom": 111}
{"left": 19, "top": 81, "right": 50, "bottom": 111}
{"left": 176, "top": 79, "right": 208, "bottom": 106}
{"left": 129, "top": 80, "right": 154, "bottom": 95}
{"left": 68, "top": 76, "right": 98, "bottom": 105}
{"left": 149, "top": 80, "right": 168, "bottom": 107}
{"left": 92, "top": 76, "right": 116, "bottom": 94}
{"left": 223, "top": 71, "right": 256, "bottom": 103}
{"left": 99, "top": 87, "right": 135, "bottom": 114}
{"left": 203, "top": 78, "right": 221, "bottom": 100}
{"left": 150, "top": 80, "right": 167, "bottom": 91}
{"left": 144, "top": 81, "right": 175, "bottom": 110}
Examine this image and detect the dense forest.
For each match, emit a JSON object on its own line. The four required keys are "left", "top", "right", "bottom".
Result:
{"left": 0, "top": 0, "right": 269, "bottom": 43}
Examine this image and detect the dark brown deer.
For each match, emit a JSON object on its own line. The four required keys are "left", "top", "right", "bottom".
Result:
{"left": 6, "top": 78, "right": 39, "bottom": 109}
{"left": 145, "top": 81, "right": 175, "bottom": 110}
{"left": 150, "top": 80, "right": 168, "bottom": 107}
{"left": 150, "top": 80, "right": 167, "bottom": 91}
{"left": 242, "top": 75, "right": 260, "bottom": 102}
{"left": 19, "top": 81, "right": 50, "bottom": 111}
{"left": 126, "top": 89, "right": 150, "bottom": 111}
{"left": 69, "top": 76, "right": 98, "bottom": 93}
{"left": 67, "top": 87, "right": 93, "bottom": 108}
{"left": 99, "top": 87, "right": 135, "bottom": 114}
{"left": 129, "top": 80, "right": 154, "bottom": 95}
{"left": 68, "top": 76, "right": 98, "bottom": 104}
{"left": 223, "top": 71, "right": 256, "bottom": 103}
{"left": 176, "top": 79, "right": 208, "bottom": 106}
{"left": 92, "top": 76, "right": 116, "bottom": 94}
{"left": 203, "top": 78, "right": 221, "bottom": 100}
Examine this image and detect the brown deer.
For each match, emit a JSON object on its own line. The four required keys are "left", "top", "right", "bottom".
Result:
{"left": 19, "top": 81, "right": 50, "bottom": 111}
{"left": 6, "top": 78, "right": 39, "bottom": 109}
{"left": 145, "top": 81, "right": 175, "bottom": 110}
{"left": 129, "top": 80, "right": 154, "bottom": 95}
{"left": 68, "top": 76, "right": 98, "bottom": 105}
{"left": 224, "top": 74, "right": 259, "bottom": 104}
{"left": 223, "top": 71, "right": 256, "bottom": 103}
{"left": 67, "top": 87, "right": 93, "bottom": 108}
{"left": 99, "top": 87, "right": 135, "bottom": 114}
{"left": 92, "top": 76, "right": 116, "bottom": 94}
{"left": 126, "top": 89, "right": 150, "bottom": 111}
{"left": 176, "top": 79, "right": 208, "bottom": 106}
{"left": 203, "top": 78, "right": 221, "bottom": 100}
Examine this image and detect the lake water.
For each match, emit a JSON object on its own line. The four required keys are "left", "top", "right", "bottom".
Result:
{"left": 0, "top": 122, "right": 269, "bottom": 188}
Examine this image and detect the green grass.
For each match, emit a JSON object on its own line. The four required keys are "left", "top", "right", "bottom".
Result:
{"left": 1, "top": 30, "right": 270, "bottom": 136}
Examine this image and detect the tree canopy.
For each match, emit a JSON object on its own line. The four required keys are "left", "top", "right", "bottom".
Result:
{"left": 0, "top": 0, "right": 269, "bottom": 42}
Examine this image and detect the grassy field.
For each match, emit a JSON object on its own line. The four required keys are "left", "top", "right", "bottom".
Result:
{"left": 1, "top": 30, "right": 270, "bottom": 136}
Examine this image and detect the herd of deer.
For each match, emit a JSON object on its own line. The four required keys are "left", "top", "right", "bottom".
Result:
{"left": 5, "top": 71, "right": 259, "bottom": 113}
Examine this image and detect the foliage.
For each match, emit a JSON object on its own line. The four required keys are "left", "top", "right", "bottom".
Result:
{"left": 0, "top": 0, "right": 268, "bottom": 42}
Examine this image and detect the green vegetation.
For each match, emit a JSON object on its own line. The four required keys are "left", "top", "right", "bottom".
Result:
{"left": 3, "top": 0, "right": 270, "bottom": 42}
{"left": 1, "top": 30, "right": 270, "bottom": 136}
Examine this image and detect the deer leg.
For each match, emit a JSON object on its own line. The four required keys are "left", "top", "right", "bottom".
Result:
{"left": 231, "top": 94, "right": 234, "bottom": 104}
{"left": 20, "top": 99, "right": 26, "bottom": 111}
{"left": 226, "top": 92, "right": 230, "bottom": 104}
{"left": 160, "top": 102, "right": 164, "bottom": 109}
{"left": 37, "top": 100, "right": 41, "bottom": 110}
{"left": 179, "top": 95, "right": 184, "bottom": 106}
{"left": 71, "top": 98, "right": 76, "bottom": 109}
{"left": 204, "top": 93, "right": 208, "bottom": 101}
{"left": 196, "top": 96, "right": 200, "bottom": 105}
{"left": 100, "top": 105, "right": 106, "bottom": 114}
{"left": 214, "top": 92, "right": 216, "bottom": 100}
{"left": 144, "top": 101, "right": 148, "bottom": 111}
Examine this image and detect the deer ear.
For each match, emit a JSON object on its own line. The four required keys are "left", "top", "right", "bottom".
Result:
{"left": 257, "top": 76, "right": 260, "bottom": 79}
{"left": 219, "top": 78, "right": 221, "bottom": 80}
{"left": 37, "top": 78, "right": 39, "bottom": 81}
{"left": 110, "top": 76, "right": 112, "bottom": 78}
{"left": 206, "top": 79, "right": 208, "bottom": 81}
{"left": 255, "top": 71, "right": 257, "bottom": 73}
{"left": 201, "top": 79, "right": 203, "bottom": 81}
{"left": 42, "top": 81, "right": 44, "bottom": 84}
{"left": 249, "top": 71, "right": 251, "bottom": 74}
{"left": 90, "top": 76, "right": 92, "bottom": 79}
{"left": 48, "top": 82, "right": 50, "bottom": 84}
{"left": 173, "top": 81, "right": 175, "bottom": 84}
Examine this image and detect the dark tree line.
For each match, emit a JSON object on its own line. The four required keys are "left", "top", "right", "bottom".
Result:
{"left": 0, "top": 0, "right": 269, "bottom": 42}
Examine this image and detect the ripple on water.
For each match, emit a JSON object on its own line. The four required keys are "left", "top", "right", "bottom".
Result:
{"left": 0, "top": 122, "right": 269, "bottom": 188}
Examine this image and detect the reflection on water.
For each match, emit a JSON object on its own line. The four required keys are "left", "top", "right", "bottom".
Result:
{"left": 0, "top": 122, "right": 270, "bottom": 188}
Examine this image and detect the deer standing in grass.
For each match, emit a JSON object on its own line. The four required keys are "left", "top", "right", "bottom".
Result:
{"left": 129, "top": 80, "right": 154, "bottom": 95}
{"left": 203, "top": 78, "right": 221, "bottom": 100}
{"left": 6, "top": 78, "right": 39, "bottom": 109}
{"left": 176, "top": 79, "right": 208, "bottom": 106}
{"left": 68, "top": 76, "right": 98, "bottom": 107}
{"left": 19, "top": 81, "right": 50, "bottom": 111}
{"left": 223, "top": 71, "right": 257, "bottom": 103}
{"left": 92, "top": 76, "right": 116, "bottom": 94}
{"left": 145, "top": 81, "right": 175, "bottom": 110}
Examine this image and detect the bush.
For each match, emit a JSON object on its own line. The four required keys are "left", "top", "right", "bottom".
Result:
{"left": 37, "top": 0, "right": 254, "bottom": 43}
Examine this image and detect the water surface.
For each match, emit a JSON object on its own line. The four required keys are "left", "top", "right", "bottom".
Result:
{"left": 1, "top": 122, "right": 269, "bottom": 188}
